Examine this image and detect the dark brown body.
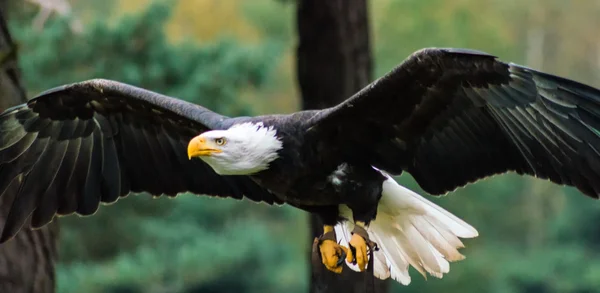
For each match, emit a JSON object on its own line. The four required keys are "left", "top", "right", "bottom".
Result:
{"left": 246, "top": 113, "right": 386, "bottom": 225}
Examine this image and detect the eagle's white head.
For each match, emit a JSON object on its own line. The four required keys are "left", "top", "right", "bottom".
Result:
{"left": 187, "top": 122, "right": 283, "bottom": 175}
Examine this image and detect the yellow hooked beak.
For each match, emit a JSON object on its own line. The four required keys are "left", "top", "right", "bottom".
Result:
{"left": 187, "top": 136, "right": 222, "bottom": 159}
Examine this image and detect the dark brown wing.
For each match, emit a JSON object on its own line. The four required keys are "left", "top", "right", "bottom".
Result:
{"left": 0, "top": 79, "right": 282, "bottom": 242}
{"left": 307, "top": 48, "right": 600, "bottom": 198}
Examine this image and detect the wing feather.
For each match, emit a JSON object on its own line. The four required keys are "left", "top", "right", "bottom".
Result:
{"left": 308, "top": 48, "right": 600, "bottom": 198}
{"left": 95, "top": 115, "right": 121, "bottom": 203}
{"left": 70, "top": 129, "right": 93, "bottom": 215}
{"left": 30, "top": 136, "right": 69, "bottom": 228}
{"left": 56, "top": 131, "right": 82, "bottom": 216}
{"left": 79, "top": 127, "right": 103, "bottom": 216}
{"left": 0, "top": 79, "right": 281, "bottom": 242}
{"left": 4, "top": 130, "right": 54, "bottom": 236}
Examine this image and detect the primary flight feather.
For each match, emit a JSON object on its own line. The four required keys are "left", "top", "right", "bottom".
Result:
{"left": 1, "top": 48, "right": 600, "bottom": 285}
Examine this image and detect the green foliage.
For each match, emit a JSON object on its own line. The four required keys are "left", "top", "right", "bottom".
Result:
{"left": 372, "top": 0, "right": 521, "bottom": 77}
{"left": 242, "top": 0, "right": 294, "bottom": 44}
{"left": 13, "top": 3, "right": 278, "bottom": 116}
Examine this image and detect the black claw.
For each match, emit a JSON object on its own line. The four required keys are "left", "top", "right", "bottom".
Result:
{"left": 371, "top": 242, "right": 379, "bottom": 252}
{"left": 337, "top": 249, "right": 347, "bottom": 267}
{"left": 337, "top": 249, "right": 346, "bottom": 267}
{"left": 349, "top": 244, "right": 357, "bottom": 265}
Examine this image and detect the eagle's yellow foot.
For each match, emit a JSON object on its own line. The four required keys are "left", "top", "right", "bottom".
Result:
{"left": 347, "top": 233, "right": 368, "bottom": 271}
{"left": 346, "top": 221, "right": 377, "bottom": 272}
{"left": 319, "top": 239, "right": 347, "bottom": 273}
{"left": 316, "top": 225, "right": 347, "bottom": 274}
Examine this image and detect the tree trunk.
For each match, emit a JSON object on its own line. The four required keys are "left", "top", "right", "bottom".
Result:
{"left": 296, "top": 0, "right": 389, "bottom": 292}
{"left": 0, "top": 8, "right": 58, "bottom": 293}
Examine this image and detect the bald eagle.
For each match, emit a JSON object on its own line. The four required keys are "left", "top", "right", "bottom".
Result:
{"left": 1, "top": 48, "right": 600, "bottom": 285}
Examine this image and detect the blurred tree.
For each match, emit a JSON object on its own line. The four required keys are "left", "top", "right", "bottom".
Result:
{"left": 0, "top": 6, "right": 58, "bottom": 293}
{"left": 296, "top": 0, "right": 389, "bottom": 292}
{"left": 166, "top": 0, "right": 260, "bottom": 43}
{"left": 114, "top": 0, "right": 261, "bottom": 44}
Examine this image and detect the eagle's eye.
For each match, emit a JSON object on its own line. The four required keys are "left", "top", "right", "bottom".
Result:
{"left": 215, "top": 137, "right": 226, "bottom": 146}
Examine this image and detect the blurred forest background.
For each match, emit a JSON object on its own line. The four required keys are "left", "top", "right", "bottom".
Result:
{"left": 3, "top": 0, "right": 600, "bottom": 292}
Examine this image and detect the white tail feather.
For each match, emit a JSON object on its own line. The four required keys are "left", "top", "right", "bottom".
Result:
{"left": 335, "top": 175, "right": 478, "bottom": 285}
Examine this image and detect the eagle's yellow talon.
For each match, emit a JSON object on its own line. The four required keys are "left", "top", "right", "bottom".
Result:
{"left": 319, "top": 239, "right": 347, "bottom": 273}
{"left": 347, "top": 233, "right": 369, "bottom": 272}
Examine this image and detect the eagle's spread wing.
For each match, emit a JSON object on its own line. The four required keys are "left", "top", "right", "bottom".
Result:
{"left": 0, "top": 79, "right": 281, "bottom": 242}
{"left": 308, "top": 48, "right": 600, "bottom": 198}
